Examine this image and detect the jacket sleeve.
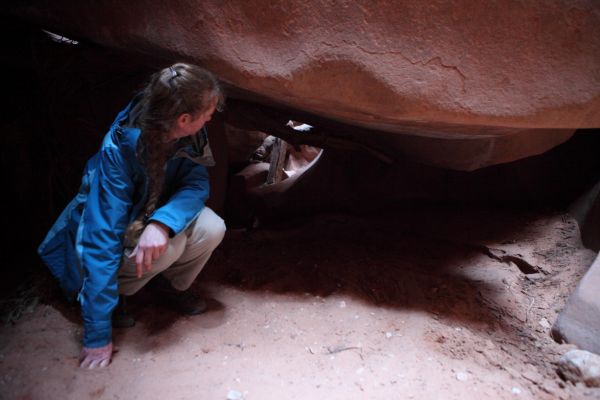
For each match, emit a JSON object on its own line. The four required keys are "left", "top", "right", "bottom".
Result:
{"left": 77, "top": 146, "right": 133, "bottom": 348}
{"left": 150, "top": 159, "right": 210, "bottom": 236}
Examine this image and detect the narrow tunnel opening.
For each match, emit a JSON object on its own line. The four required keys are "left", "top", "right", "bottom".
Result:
{"left": 223, "top": 118, "right": 324, "bottom": 228}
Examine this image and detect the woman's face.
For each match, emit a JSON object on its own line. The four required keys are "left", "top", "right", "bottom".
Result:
{"left": 168, "top": 97, "right": 218, "bottom": 141}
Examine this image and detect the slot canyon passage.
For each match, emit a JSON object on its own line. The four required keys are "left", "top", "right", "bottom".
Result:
{"left": 2, "top": 2, "right": 600, "bottom": 399}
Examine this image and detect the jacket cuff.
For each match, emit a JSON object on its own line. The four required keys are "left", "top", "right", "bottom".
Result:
{"left": 149, "top": 211, "right": 185, "bottom": 236}
{"left": 83, "top": 319, "right": 112, "bottom": 348}
{"left": 148, "top": 218, "right": 175, "bottom": 238}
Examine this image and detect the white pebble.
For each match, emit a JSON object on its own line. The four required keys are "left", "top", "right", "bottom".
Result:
{"left": 456, "top": 372, "right": 469, "bottom": 381}
{"left": 538, "top": 318, "right": 551, "bottom": 329}
{"left": 227, "top": 390, "right": 243, "bottom": 400}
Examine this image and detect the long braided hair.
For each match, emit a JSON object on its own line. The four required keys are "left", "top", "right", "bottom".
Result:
{"left": 122, "top": 63, "right": 224, "bottom": 249}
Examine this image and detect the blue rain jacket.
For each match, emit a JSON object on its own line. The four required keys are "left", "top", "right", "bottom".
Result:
{"left": 38, "top": 101, "right": 214, "bottom": 348}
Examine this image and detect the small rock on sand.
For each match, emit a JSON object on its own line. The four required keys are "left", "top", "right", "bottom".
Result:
{"left": 557, "top": 349, "right": 600, "bottom": 387}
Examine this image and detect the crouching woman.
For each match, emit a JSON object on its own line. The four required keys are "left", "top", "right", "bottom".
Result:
{"left": 38, "top": 63, "right": 226, "bottom": 368}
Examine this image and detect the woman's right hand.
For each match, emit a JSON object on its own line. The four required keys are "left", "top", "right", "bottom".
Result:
{"left": 129, "top": 221, "right": 170, "bottom": 278}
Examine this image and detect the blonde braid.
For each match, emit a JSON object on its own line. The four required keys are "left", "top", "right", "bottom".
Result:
{"left": 122, "top": 63, "right": 224, "bottom": 249}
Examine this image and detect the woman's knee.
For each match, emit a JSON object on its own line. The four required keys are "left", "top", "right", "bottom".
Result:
{"left": 204, "top": 213, "right": 226, "bottom": 249}
{"left": 187, "top": 207, "right": 226, "bottom": 249}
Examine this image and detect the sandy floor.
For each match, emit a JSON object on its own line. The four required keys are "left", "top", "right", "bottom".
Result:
{"left": 2, "top": 206, "right": 600, "bottom": 400}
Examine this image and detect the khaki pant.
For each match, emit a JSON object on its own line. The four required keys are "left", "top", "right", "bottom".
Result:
{"left": 118, "top": 207, "right": 226, "bottom": 295}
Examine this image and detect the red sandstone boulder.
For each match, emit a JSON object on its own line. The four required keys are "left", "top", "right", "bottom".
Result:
{"left": 9, "top": 1, "right": 600, "bottom": 169}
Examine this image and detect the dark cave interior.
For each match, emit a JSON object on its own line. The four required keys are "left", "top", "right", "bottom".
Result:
{"left": 2, "top": 16, "right": 599, "bottom": 298}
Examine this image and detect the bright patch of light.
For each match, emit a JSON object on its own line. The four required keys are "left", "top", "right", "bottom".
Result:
{"left": 42, "top": 30, "right": 79, "bottom": 45}
{"left": 286, "top": 120, "right": 313, "bottom": 132}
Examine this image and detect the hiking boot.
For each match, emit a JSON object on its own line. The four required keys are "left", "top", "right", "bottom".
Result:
{"left": 153, "top": 276, "right": 208, "bottom": 315}
{"left": 112, "top": 295, "right": 136, "bottom": 328}
{"left": 166, "top": 289, "right": 208, "bottom": 315}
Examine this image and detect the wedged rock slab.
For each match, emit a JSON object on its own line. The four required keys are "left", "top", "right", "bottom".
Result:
{"left": 553, "top": 253, "right": 600, "bottom": 355}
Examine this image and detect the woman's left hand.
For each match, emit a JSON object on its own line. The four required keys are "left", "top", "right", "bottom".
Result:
{"left": 129, "top": 221, "right": 170, "bottom": 278}
{"left": 79, "top": 342, "right": 113, "bottom": 369}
